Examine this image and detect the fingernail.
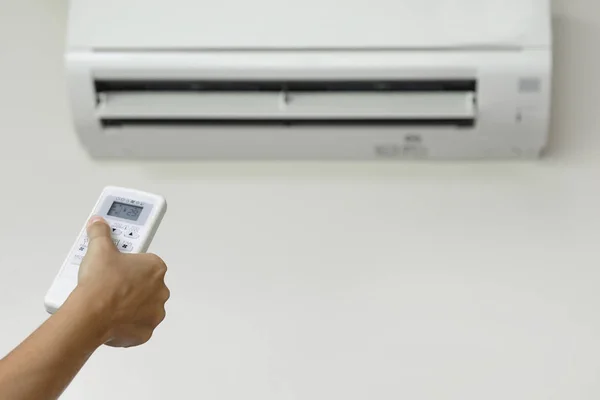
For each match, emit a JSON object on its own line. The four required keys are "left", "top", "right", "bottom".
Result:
{"left": 87, "top": 216, "right": 105, "bottom": 227}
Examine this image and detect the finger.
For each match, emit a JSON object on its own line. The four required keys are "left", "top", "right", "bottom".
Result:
{"left": 86, "top": 216, "right": 116, "bottom": 250}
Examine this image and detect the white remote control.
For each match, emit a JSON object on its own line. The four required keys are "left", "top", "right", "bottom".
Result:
{"left": 44, "top": 186, "right": 167, "bottom": 314}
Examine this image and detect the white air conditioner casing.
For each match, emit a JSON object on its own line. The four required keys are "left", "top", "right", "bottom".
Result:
{"left": 66, "top": 0, "right": 552, "bottom": 160}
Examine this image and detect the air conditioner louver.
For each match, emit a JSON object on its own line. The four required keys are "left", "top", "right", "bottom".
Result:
{"left": 95, "top": 80, "right": 477, "bottom": 128}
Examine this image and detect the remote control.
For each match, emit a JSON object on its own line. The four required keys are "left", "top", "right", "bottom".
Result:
{"left": 44, "top": 186, "right": 167, "bottom": 314}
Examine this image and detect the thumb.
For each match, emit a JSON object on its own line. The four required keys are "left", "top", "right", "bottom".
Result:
{"left": 87, "top": 216, "right": 115, "bottom": 250}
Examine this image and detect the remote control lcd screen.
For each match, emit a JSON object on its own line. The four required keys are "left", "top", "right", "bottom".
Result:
{"left": 107, "top": 201, "right": 143, "bottom": 221}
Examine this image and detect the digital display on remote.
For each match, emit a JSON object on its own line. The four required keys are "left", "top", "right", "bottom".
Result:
{"left": 107, "top": 201, "right": 143, "bottom": 221}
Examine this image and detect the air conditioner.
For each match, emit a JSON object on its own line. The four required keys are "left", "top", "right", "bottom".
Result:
{"left": 66, "top": 0, "right": 552, "bottom": 160}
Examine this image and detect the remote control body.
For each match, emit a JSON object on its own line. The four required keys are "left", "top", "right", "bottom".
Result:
{"left": 44, "top": 186, "right": 167, "bottom": 314}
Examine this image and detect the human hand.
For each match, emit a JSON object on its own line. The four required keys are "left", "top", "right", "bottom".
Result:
{"left": 74, "top": 216, "right": 170, "bottom": 348}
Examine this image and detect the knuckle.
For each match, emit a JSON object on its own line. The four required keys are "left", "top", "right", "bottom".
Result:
{"left": 158, "top": 261, "right": 168, "bottom": 274}
{"left": 156, "top": 308, "right": 167, "bottom": 325}
{"left": 140, "top": 330, "right": 153, "bottom": 345}
{"left": 158, "top": 286, "right": 171, "bottom": 302}
{"left": 147, "top": 253, "right": 163, "bottom": 264}
{"left": 147, "top": 254, "right": 168, "bottom": 272}
{"left": 156, "top": 266, "right": 168, "bottom": 277}
{"left": 159, "top": 263, "right": 168, "bottom": 275}
{"left": 149, "top": 310, "right": 165, "bottom": 327}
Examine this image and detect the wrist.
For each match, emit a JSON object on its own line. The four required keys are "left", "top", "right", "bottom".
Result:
{"left": 61, "top": 285, "right": 116, "bottom": 348}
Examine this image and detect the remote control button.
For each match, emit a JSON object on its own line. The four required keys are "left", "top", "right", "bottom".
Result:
{"left": 119, "top": 241, "right": 133, "bottom": 253}
{"left": 112, "top": 238, "right": 120, "bottom": 247}
{"left": 110, "top": 222, "right": 127, "bottom": 230}
{"left": 71, "top": 254, "right": 85, "bottom": 265}
{"left": 111, "top": 228, "right": 123, "bottom": 236}
{"left": 124, "top": 230, "right": 140, "bottom": 239}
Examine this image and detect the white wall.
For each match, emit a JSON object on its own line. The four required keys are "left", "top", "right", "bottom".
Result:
{"left": 2, "top": 0, "right": 600, "bottom": 399}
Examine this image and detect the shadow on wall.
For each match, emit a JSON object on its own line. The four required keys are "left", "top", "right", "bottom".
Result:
{"left": 546, "top": 13, "right": 600, "bottom": 160}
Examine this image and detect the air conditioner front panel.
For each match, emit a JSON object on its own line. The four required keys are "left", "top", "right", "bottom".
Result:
{"left": 67, "top": 50, "right": 551, "bottom": 159}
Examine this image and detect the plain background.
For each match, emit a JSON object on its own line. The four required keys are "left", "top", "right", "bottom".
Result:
{"left": 1, "top": 0, "right": 600, "bottom": 399}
